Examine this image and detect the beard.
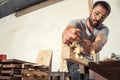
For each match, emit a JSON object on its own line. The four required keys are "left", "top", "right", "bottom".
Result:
{"left": 88, "top": 16, "right": 102, "bottom": 28}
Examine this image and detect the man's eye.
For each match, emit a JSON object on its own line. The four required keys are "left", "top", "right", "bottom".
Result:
{"left": 95, "top": 12, "right": 99, "bottom": 15}
{"left": 101, "top": 16, "right": 104, "bottom": 19}
{"left": 100, "top": 16, "right": 105, "bottom": 19}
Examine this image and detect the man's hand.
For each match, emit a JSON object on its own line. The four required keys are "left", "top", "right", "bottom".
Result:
{"left": 82, "top": 39, "right": 92, "bottom": 54}
{"left": 62, "top": 26, "right": 81, "bottom": 44}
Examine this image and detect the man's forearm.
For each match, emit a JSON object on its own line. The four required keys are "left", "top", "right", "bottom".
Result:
{"left": 92, "top": 40, "right": 105, "bottom": 53}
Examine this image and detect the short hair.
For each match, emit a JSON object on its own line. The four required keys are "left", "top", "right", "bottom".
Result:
{"left": 93, "top": 1, "right": 111, "bottom": 15}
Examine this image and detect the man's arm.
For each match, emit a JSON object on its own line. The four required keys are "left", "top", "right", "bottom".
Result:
{"left": 62, "top": 25, "right": 81, "bottom": 44}
{"left": 92, "top": 33, "right": 107, "bottom": 53}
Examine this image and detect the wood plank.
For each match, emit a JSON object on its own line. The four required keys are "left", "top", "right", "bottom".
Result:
{"left": 0, "top": 76, "right": 21, "bottom": 80}
{"left": 22, "top": 76, "right": 47, "bottom": 80}
{"left": 1, "top": 69, "right": 21, "bottom": 75}
{"left": 2, "top": 64, "right": 22, "bottom": 69}
{"left": 36, "top": 49, "right": 53, "bottom": 71}
{"left": 1, "top": 59, "right": 31, "bottom": 64}
{"left": 21, "top": 69, "right": 48, "bottom": 76}
{"left": 89, "top": 61, "right": 120, "bottom": 80}
{"left": 61, "top": 44, "right": 89, "bottom": 66}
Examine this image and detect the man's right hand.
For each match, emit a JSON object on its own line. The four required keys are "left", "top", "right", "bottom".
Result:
{"left": 62, "top": 26, "right": 81, "bottom": 44}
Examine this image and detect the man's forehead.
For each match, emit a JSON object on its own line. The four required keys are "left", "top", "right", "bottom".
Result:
{"left": 94, "top": 5, "right": 107, "bottom": 10}
{"left": 94, "top": 5, "right": 108, "bottom": 14}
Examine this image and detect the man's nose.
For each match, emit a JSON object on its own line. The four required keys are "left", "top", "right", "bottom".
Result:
{"left": 96, "top": 15, "right": 101, "bottom": 20}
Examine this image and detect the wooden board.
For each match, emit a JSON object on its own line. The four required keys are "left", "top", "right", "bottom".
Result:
{"left": 21, "top": 69, "right": 48, "bottom": 76}
{"left": 0, "top": 75, "right": 47, "bottom": 80}
{"left": 1, "top": 59, "right": 31, "bottom": 64}
{"left": 2, "top": 64, "right": 22, "bottom": 69}
{"left": 0, "top": 59, "right": 49, "bottom": 80}
{"left": 36, "top": 49, "right": 53, "bottom": 71}
{"left": 0, "top": 76, "right": 21, "bottom": 80}
{"left": 89, "top": 61, "right": 120, "bottom": 80}
{"left": 61, "top": 44, "right": 89, "bottom": 66}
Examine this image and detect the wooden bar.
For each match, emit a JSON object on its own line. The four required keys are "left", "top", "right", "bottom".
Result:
{"left": 2, "top": 64, "right": 22, "bottom": 69}
{"left": 0, "top": 59, "right": 49, "bottom": 80}
{"left": 1, "top": 69, "right": 21, "bottom": 75}
{"left": 89, "top": 61, "right": 120, "bottom": 80}
{"left": 62, "top": 44, "right": 89, "bottom": 66}
{"left": 0, "top": 76, "right": 21, "bottom": 80}
{"left": 21, "top": 69, "right": 48, "bottom": 76}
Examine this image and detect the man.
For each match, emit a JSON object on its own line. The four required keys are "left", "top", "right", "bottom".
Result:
{"left": 62, "top": 1, "right": 111, "bottom": 80}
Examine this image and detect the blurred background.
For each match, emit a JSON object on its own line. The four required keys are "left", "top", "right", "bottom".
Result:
{"left": 0, "top": 0, "right": 120, "bottom": 71}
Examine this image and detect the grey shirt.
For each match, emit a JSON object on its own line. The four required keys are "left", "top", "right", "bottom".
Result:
{"left": 69, "top": 18, "right": 109, "bottom": 45}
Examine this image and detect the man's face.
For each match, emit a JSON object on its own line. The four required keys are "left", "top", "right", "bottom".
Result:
{"left": 89, "top": 5, "right": 108, "bottom": 28}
